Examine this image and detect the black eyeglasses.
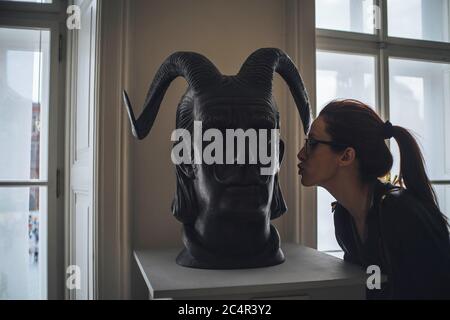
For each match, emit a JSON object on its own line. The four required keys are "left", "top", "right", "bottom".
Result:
{"left": 303, "top": 137, "right": 348, "bottom": 156}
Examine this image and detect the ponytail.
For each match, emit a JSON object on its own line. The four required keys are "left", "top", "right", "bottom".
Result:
{"left": 392, "top": 126, "right": 449, "bottom": 225}
{"left": 392, "top": 126, "right": 438, "bottom": 207}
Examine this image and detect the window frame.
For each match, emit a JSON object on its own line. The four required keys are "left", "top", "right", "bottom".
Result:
{"left": 0, "top": 0, "right": 65, "bottom": 13}
{"left": 316, "top": 0, "right": 450, "bottom": 256}
{"left": 0, "top": 0, "right": 67, "bottom": 299}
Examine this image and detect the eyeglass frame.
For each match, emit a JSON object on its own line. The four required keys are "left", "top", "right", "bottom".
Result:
{"left": 303, "top": 137, "right": 349, "bottom": 156}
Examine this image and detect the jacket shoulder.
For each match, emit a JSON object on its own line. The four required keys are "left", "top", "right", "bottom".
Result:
{"left": 377, "top": 187, "right": 429, "bottom": 242}
{"left": 378, "top": 186, "right": 449, "bottom": 247}
{"left": 379, "top": 186, "right": 420, "bottom": 217}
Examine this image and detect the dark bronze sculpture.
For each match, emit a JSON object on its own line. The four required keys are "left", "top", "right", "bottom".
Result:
{"left": 123, "top": 48, "right": 310, "bottom": 269}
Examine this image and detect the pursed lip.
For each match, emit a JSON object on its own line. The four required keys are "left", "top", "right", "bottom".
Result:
{"left": 297, "top": 163, "right": 305, "bottom": 173}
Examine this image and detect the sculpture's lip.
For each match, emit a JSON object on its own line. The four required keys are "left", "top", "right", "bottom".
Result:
{"left": 226, "top": 183, "right": 262, "bottom": 187}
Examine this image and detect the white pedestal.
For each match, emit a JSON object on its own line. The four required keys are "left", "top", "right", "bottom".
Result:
{"left": 134, "top": 243, "right": 368, "bottom": 300}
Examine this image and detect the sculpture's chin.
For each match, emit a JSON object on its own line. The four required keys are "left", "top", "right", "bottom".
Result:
{"left": 175, "top": 224, "right": 285, "bottom": 269}
{"left": 214, "top": 206, "right": 269, "bottom": 221}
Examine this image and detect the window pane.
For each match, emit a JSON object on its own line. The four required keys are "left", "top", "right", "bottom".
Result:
{"left": 316, "top": 51, "right": 376, "bottom": 252}
{"left": 316, "top": 0, "right": 377, "bottom": 34}
{"left": 0, "top": 187, "right": 47, "bottom": 299}
{"left": 316, "top": 51, "right": 376, "bottom": 112}
{"left": 434, "top": 185, "right": 450, "bottom": 220}
{"left": 388, "top": 0, "right": 450, "bottom": 43}
{"left": 389, "top": 59, "right": 450, "bottom": 181}
{"left": 0, "top": 27, "right": 50, "bottom": 181}
{"left": 317, "top": 188, "right": 340, "bottom": 251}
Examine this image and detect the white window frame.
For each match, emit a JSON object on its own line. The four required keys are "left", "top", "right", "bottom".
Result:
{"left": 0, "top": 0, "right": 65, "bottom": 12}
{"left": 316, "top": 0, "right": 450, "bottom": 256}
{"left": 0, "top": 0, "right": 67, "bottom": 299}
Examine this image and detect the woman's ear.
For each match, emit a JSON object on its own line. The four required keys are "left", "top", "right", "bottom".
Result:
{"left": 339, "top": 147, "right": 356, "bottom": 167}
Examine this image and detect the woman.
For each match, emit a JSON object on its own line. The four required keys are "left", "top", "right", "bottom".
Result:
{"left": 297, "top": 99, "right": 450, "bottom": 299}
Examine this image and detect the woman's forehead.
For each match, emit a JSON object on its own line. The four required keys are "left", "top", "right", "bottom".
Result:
{"left": 309, "top": 117, "right": 329, "bottom": 139}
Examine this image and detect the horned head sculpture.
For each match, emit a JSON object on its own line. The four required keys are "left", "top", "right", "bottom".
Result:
{"left": 123, "top": 48, "right": 310, "bottom": 269}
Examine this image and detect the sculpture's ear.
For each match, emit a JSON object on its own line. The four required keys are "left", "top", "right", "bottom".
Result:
{"left": 270, "top": 173, "right": 287, "bottom": 219}
{"left": 172, "top": 165, "right": 197, "bottom": 224}
{"left": 279, "top": 138, "right": 285, "bottom": 167}
{"left": 270, "top": 138, "right": 287, "bottom": 220}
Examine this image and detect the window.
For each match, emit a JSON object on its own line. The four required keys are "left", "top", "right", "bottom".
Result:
{"left": 0, "top": 1, "right": 65, "bottom": 299}
{"left": 0, "top": 27, "right": 50, "bottom": 299}
{"left": 316, "top": 0, "right": 450, "bottom": 258}
{"left": 0, "top": 0, "right": 52, "bottom": 3}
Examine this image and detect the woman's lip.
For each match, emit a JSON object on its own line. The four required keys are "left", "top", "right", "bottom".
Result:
{"left": 298, "top": 163, "right": 305, "bottom": 174}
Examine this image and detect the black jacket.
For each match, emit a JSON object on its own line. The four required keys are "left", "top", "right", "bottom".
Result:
{"left": 333, "top": 180, "right": 450, "bottom": 300}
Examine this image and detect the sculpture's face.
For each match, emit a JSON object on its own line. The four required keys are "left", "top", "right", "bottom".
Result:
{"left": 191, "top": 101, "right": 280, "bottom": 223}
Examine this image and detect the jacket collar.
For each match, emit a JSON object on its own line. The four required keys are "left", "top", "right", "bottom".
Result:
{"left": 331, "top": 179, "right": 395, "bottom": 214}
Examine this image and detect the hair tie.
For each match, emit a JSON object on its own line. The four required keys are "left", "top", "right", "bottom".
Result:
{"left": 383, "top": 120, "right": 394, "bottom": 139}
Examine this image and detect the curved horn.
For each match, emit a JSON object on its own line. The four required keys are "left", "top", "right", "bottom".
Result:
{"left": 123, "top": 52, "right": 221, "bottom": 140}
{"left": 237, "top": 48, "right": 311, "bottom": 134}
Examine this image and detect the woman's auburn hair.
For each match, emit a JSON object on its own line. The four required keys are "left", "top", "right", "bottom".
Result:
{"left": 319, "top": 99, "right": 448, "bottom": 227}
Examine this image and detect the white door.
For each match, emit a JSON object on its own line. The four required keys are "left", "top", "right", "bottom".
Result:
{"left": 67, "top": 0, "right": 98, "bottom": 300}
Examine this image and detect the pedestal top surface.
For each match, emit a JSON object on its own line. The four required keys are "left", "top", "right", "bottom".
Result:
{"left": 134, "top": 243, "right": 368, "bottom": 299}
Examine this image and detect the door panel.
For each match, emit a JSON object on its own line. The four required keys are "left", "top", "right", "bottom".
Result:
{"left": 68, "top": 0, "right": 97, "bottom": 300}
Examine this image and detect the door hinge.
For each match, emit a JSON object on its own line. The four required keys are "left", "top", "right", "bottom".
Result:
{"left": 59, "top": 34, "right": 63, "bottom": 62}
{"left": 56, "top": 169, "right": 62, "bottom": 198}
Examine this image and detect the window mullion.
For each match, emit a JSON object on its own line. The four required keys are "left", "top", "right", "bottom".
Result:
{"left": 378, "top": 48, "right": 390, "bottom": 123}
{"left": 0, "top": 181, "right": 48, "bottom": 187}
{"left": 431, "top": 181, "right": 450, "bottom": 185}
{"left": 378, "top": 0, "right": 389, "bottom": 129}
{"left": 317, "top": 35, "right": 379, "bottom": 54}
{"left": 447, "top": 1, "right": 450, "bottom": 41}
{"left": 374, "top": 0, "right": 386, "bottom": 119}
{"left": 385, "top": 43, "right": 450, "bottom": 63}
{"left": 377, "top": 0, "right": 388, "bottom": 44}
